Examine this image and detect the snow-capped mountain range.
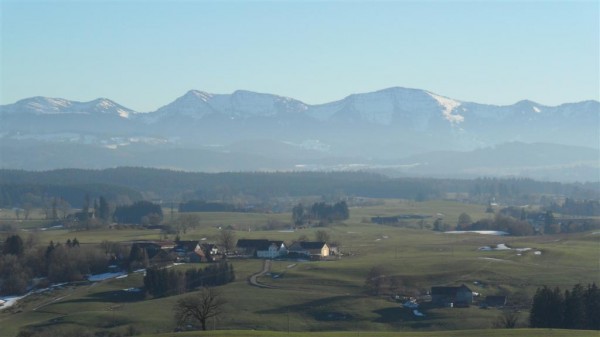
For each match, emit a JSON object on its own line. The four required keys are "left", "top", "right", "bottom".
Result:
{"left": 1, "top": 87, "right": 598, "bottom": 181}
{"left": 1, "top": 96, "right": 134, "bottom": 118}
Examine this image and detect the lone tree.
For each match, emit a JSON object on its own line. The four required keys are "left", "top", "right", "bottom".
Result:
{"left": 218, "top": 229, "right": 236, "bottom": 253}
{"left": 493, "top": 310, "right": 520, "bottom": 328}
{"left": 315, "top": 230, "right": 331, "bottom": 243}
{"left": 365, "top": 265, "right": 388, "bottom": 296}
{"left": 177, "top": 214, "right": 201, "bottom": 234}
{"left": 174, "top": 287, "right": 225, "bottom": 331}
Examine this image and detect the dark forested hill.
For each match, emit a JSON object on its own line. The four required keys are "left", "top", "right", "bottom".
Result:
{"left": 0, "top": 168, "right": 597, "bottom": 208}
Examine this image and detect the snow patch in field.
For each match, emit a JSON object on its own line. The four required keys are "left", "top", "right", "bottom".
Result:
{"left": 446, "top": 230, "right": 509, "bottom": 236}
{"left": 478, "top": 244, "right": 534, "bottom": 253}
{"left": 479, "top": 243, "right": 511, "bottom": 251}
{"left": 123, "top": 287, "right": 142, "bottom": 293}
{"left": 0, "top": 295, "right": 25, "bottom": 311}
{"left": 478, "top": 257, "right": 512, "bottom": 263}
{"left": 88, "top": 271, "right": 126, "bottom": 282}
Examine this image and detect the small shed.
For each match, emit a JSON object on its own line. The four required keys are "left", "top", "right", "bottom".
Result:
{"left": 484, "top": 295, "right": 507, "bottom": 308}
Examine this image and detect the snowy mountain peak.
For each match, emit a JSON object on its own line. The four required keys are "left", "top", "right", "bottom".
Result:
{"left": 185, "top": 90, "right": 214, "bottom": 102}
{"left": 15, "top": 96, "right": 73, "bottom": 113}
{"left": 89, "top": 98, "right": 133, "bottom": 118}
{"left": 0, "top": 96, "right": 134, "bottom": 118}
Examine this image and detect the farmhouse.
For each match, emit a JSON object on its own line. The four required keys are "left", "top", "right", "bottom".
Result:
{"left": 288, "top": 241, "right": 329, "bottom": 260}
{"left": 431, "top": 284, "right": 473, "bottom": 306}
{"left": 236, "top": 239, "right": 287, "bottom": 258}
{"left": 172, "top": 240, "right": 219, "bottom": 262}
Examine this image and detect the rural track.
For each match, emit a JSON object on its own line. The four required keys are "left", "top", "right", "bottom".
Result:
{"left": 248, "top": 259, "right": 276, "bottom": 288}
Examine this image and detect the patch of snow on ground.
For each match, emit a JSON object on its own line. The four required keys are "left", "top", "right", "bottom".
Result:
{"left": 123, "top": 288, "right": 142, "bottom": 292}
{"left": 403, "top": 301, "right": 419, "bottom": 309}
{"left": 413, "top": 309, "right": 425, "bottom": 317}
{"left": 534, "top": 251, "right": 542, "bottom": 255}
{"left": 88, "top": 271, "right": 126, "bottom": 282}
{"left": 479, "top": 243, "right": 511, "bottom": 251}
{"left": 479, "top": 244, "right": 534, "bottom": 252}
{"left": 479, "top": 257, "right": 511, "bottom": 263}
{"left": 446, "top": 230, "right": 509, "bottom": 236}
{"left": 0, "top": 295, "right": 27, "bottom": 311}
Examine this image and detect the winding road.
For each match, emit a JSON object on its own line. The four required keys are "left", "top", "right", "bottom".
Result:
{"left": 248, "top": 259, "right": 276, "bottom": 288}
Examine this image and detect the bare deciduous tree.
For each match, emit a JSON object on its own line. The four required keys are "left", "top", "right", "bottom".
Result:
{"left": 178, "top": 214, "right": 201, "bottom": 234}
{"left": 315, "top": 230, "right": 331, "bottom": 243}
{"left": 218, "top": 229, "right": 236, "bottom": 253}
{"left": 493, "top": 310, "right": 520, "bottom": 329}
{"left": 174, "top": 287, "right": 225, "bottom": 331}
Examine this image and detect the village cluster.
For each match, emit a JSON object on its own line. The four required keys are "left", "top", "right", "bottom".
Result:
{"left": 128, "top": 238, "right": 337, "bottom": 266}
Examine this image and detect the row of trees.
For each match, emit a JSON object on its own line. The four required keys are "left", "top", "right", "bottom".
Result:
{"left": 530, "top": 283, "right": 600, "bottom": 330}
{"left": 113, "top": 200, "right": 163, "bottom": 225}
{"left": 456, "top": 213, "right": 534, "bottom": 236}
{"left": 178, "top": 200, "right": 239, "bottom": 213}
{"left": 292, "top": 201, "right": 349, "bottom": 226}
{"left": 0, "top": 181, "right": 141, "bottom": 210}
{"left": 3, "top": 168, "right": 599, "bottom": 208}
{"left": 143, "top": 261, "right": 235, "bottom": 298}
{"left": 550, "top": 198, "right": 600, "bottom": 216}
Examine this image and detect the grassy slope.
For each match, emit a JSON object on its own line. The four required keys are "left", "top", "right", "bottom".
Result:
{"left": 2, "top": 200, "right": 599, "bottom": 337}
{"left": 145, "top": 330, "right": 600, "bottom": 337}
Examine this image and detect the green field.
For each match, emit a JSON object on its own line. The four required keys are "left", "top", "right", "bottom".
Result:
{"left": 1, "top": 200, "right": 599, "bottom": 337}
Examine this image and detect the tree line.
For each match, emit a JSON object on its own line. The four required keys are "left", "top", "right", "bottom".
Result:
{"left": 1, "top": 168, "right": 597, "bottom": 206}
{"left": 453, "top": 213, "right": 534, "bottom": 236}
{"left": 178, "top": 200, "right": 239, "bottom": 213}
{"left": 292, "top": 201, "right": 349, "bottom": 226}
{"left": 550, "top": 198, "right": 600, "bottom": 216}
{"left": 530, "top": 283, "right": 600, "bottom": 330}
{"left": 0, "top": 182, "right": 141, "bottom": 209}
{"left": 143, "top": 261, "right": 235, "bottom": 298}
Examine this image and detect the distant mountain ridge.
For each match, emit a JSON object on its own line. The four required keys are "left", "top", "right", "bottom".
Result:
{"left": 2, "top": 96, "right": 134, "bottom": 118}
{"left": 1, "top": 87, "right": 598, "bottom": 181}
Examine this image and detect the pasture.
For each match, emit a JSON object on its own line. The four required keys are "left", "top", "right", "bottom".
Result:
{"left": 1, "top": 200, "right": 598, "bottom": 337}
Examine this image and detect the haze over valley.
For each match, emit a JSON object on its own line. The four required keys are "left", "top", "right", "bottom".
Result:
{"left": 1, "top": 87, "right": 598, "bottom": 182}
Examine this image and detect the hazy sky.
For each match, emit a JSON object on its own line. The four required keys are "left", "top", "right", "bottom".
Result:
{"left": 1, "top": 0, "right": 598, "bottom": 111}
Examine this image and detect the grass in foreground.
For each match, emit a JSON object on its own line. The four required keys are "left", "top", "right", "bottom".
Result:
{"left": 143, "top": 328, "right": 599, "bottom": 337}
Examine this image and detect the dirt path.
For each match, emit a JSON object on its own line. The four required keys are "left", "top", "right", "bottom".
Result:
{"left": 248, "top": 259, "right": 275, "bottom": 288}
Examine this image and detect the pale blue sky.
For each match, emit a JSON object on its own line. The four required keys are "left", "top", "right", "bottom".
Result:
{"left": 1, "top": 0, "right": 598, "bottom": 111}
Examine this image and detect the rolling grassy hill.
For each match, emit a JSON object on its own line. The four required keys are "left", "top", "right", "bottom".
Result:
{"left": 2, "top": 200, "right": 598, "bottom": 337}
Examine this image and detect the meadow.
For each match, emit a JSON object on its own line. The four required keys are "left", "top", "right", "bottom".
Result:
{"left": 1, "top": 200, "right": 598, "bottom": 337}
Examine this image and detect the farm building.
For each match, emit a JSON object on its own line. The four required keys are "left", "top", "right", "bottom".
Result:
{"left": 236, "top": 239, "right": 287, "bottom": 258}
{"left": 431, "top": 284, "right": 473, "bottom": 306}
{"left": 288, "top": 241, "right": 329, "bottom": 259}
{"left": 483, "top": 295, "right": 507, "bottom": 308}
{"left": 173, "top": 241, "right": 219, "bottom": 262}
